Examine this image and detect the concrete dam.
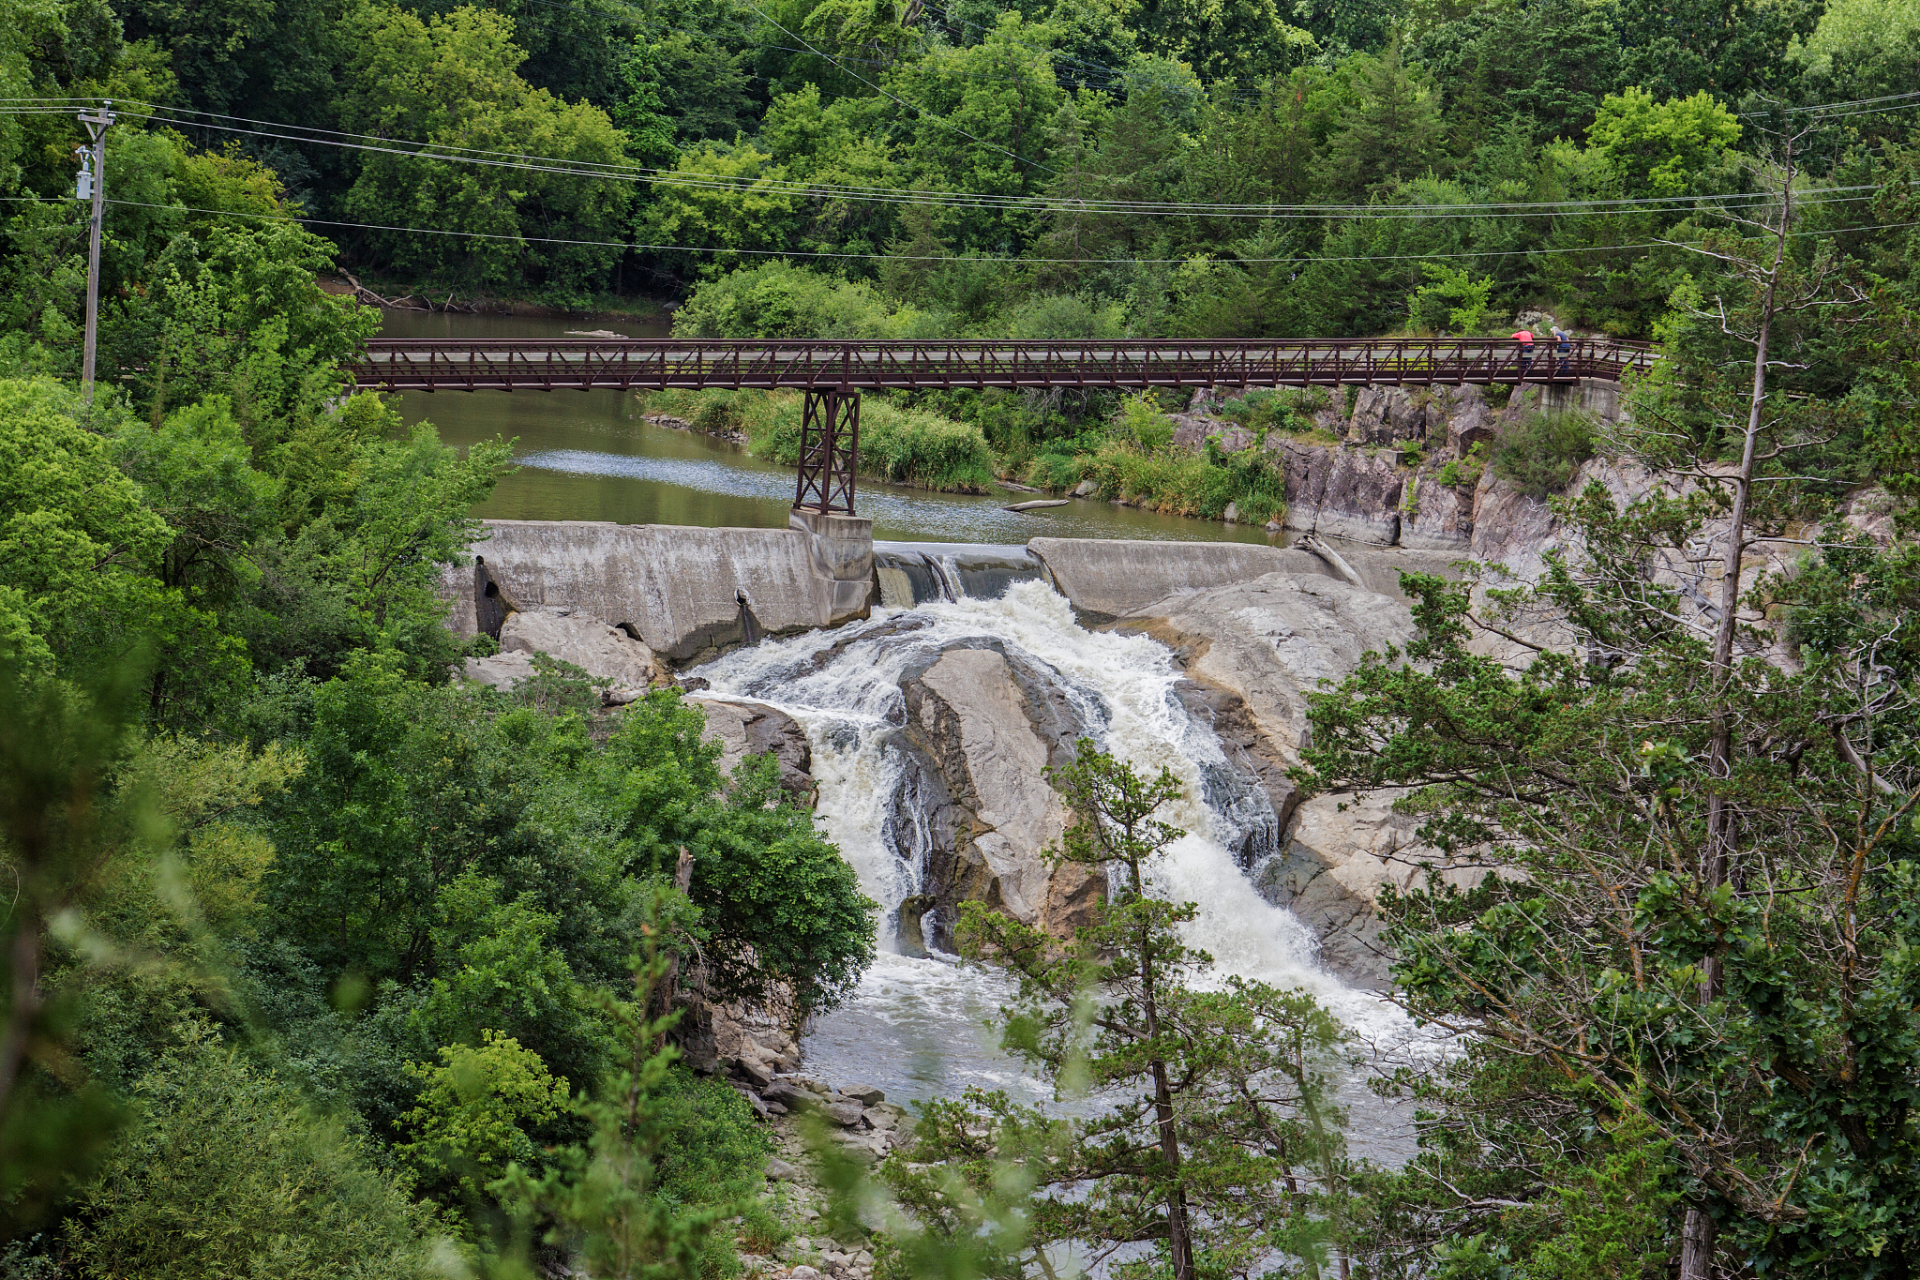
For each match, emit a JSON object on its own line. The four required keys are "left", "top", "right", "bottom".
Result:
{"left": 444, "top": 516, "right": 1464, "bottom": 665}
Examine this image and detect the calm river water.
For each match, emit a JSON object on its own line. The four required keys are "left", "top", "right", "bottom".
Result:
{"left": 382, "top": 311, "right": 1278, "bottom": 544}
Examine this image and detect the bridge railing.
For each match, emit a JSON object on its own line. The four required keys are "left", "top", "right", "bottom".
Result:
{"left": 349, "top": 337, "right": 1658, "bottom": 393}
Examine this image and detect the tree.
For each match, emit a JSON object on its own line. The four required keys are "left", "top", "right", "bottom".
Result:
{"left": 496, "top": 898, "right": 752, "bottom": 1280}
{"left": 1302, "top": 509, "right": 1920, "bottom": 1273}
{"left": 1317, "top": 41, "right": 1446, "bottom": 200}
{"left": 66, "top": 1024, "right": 441, "bottom": 1278}
{"left": 1585, "top": 87, "right": 1741, "bottom": 198}
{"left": 1132, "top": 0, "right": 1316, "bottom": 84}
{"left": 0, "top": 379, "right": 174, "bottom": 674}
{"left": 339, "top": 4, "right": 632, "bottom": 297}
{"left": 886, "top": 14, "right": 1062, "bottom": 254}
{"left": 917, "top": 742, "right": 1351, "bottom": 1280}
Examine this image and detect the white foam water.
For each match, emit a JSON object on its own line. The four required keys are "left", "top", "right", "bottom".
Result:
{"left": 689, "top": 581, "right": 1421, "bottom": 1120}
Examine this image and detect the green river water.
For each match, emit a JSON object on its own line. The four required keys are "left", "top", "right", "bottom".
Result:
{"left": 383, "top": 311, "right": 1279, "bottom": 544}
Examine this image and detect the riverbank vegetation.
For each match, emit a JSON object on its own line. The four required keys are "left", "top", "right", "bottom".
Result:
{"left": 3, "top": 0, "right": 1920, "bottom": 1275}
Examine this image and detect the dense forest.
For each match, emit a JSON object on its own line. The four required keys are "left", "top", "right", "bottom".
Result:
{"left": 3, "top": 0, "right": 1920, "bottom": 1276}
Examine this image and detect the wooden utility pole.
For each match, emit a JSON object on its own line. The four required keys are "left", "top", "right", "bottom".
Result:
{"left": 77, "top": 102, "right": 114, "bottom": 404}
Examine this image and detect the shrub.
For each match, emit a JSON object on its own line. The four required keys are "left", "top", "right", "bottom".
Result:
{"left": 641, "top": 391, "right": 994, "bottom": 493}
{"left": 858, "top": 399, "right": 997, "bottom": 492}
{"left": 68, "top": 1027, "right": 440, "bottom": 1280}
{"left": 1436, "top": 441, "right": 1489, "bottom": 489}
{"left": 1085, "top": 438, "right": 1285, "bottom": 524}
{"left": 1023, "top": 451, "right": 1086, "bottom": 492}
{"left": 1001, "top": 292, "right": 1127, "bottom": 340}
{"left": 1493, "top": 411, "right": 1596, "bottom": 498}
{"left": 674, "top": 262, "right": 911, "bottom": 339}
{"left": 1114, "top": 393, "right": 1175, "bottom": 454}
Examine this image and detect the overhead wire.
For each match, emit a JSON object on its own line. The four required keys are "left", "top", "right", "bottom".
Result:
{"left": 4, "top": 101, "right": 1903, "bottom": 225}
{"left": 11, "top": 193, "right": 1907, "bottom": 270}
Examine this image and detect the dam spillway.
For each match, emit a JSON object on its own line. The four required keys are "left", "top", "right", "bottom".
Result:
{"left": 444, "top": 517, "right": 1466, "bottom": 665}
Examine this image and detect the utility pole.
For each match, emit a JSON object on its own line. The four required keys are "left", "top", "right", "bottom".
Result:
{"left": 76, "top": 101, "right": 114, "bottom": 404}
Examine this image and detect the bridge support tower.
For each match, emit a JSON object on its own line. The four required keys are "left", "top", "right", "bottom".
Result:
{"left": 794, "top": 386, "right": 860, "bottom": 515}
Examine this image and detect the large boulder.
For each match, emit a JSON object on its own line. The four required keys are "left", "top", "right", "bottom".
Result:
{"left": 900, "top": 647, "right": 1102, "bottom": 941}
{"left": 698, "top": 699, "right": 816, "bottom": 803}
{"left": 500, "top": 606, "right": 659, "bottom": 691}
{"left": 1253, "top": 791, "right": 1504, "bottom": 988}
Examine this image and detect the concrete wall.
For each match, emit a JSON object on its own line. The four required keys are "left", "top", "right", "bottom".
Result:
{"left": 441, "top": 519, "right": 1469, "bottom": 665}
{"left": 455, "top": 517, "right": 873, "bottom": 665}
{"left": 1027, "top": 537, "right": 1467, "bottom": 618}
{"left": 1027, "top": 538, "right": 1331, "bottom": 619}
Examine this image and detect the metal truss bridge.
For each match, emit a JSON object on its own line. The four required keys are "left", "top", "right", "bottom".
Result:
{"left": 351, "top": 336, "right": 1653, "bottom": 395}
{"left": 350, "top": 336, "right": 1653, "bottom": 515}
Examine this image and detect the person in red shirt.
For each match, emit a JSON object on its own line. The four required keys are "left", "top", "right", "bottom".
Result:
{"left": 1512, "top": 329, "right": 1535, "bottom": 378}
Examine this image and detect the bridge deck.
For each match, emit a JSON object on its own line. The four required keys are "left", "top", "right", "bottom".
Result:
{"left": 351, "top": 337, "right": 1653, "bottom": 392}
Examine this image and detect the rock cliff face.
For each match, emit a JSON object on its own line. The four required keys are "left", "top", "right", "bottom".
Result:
{"left": 1169, "top": 380, "right": 1629, "bottom": 559}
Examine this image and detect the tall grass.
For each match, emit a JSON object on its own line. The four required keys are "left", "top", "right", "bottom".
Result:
{"left": 635, "top": 390, "right": 996, "bottom": 493}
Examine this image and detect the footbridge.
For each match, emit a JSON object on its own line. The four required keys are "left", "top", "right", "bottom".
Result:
{"left": 351, "top": 336, "right": 1652, "bottom": 395}
{"left": 354, "top": 336, "right": 1653, "bottom": 516}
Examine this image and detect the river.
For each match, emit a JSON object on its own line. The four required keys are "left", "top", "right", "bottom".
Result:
{"left": 382, "top": 311, "right": 1282, "bottom": 545}
{"left": 383, "top": 309, "right": 1418, "bottom": 1163}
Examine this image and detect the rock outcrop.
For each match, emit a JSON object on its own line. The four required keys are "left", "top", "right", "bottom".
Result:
{"left": 1252, "top": 792, "right": 1500, "bottom": 989}
{"left": 698, "top": 698, "right": 816, "bottom": 803}
{"left": 898, "top": 646, "right": 1102, "bottom": 946}
{"left": 1119, "top": 573, "right": 1416, "bottom": 760}
{"left": 1113, "top": 573, "right": 1421, "bottom": 983}
{"left": 1273, "top": 441, "right": 1404, "bottom": 545}
{"left": 501, "top": 605, "right": 659, "bottom": 690}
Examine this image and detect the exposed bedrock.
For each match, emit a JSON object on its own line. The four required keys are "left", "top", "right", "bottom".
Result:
{"left": 1169, "top": 381, "right": 1633, "bottom": 557}
{"left": 896, "top": 645, "right": 1104, "bottom": 951}
{"left": 1109, "top": 572, "right": 1430, "bottom": 984}
{"left": 1115, "top": 571, "right": 1417, "bottom": 760}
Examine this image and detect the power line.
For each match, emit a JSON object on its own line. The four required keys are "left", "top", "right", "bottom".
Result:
{"left": 35, "top": 193, "right": 1913, "bottom": 269}
{"left": 9, "top": 102, "right": 1897, "bottom": 226}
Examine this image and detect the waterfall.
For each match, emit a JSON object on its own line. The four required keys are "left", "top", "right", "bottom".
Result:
{"left": 690, "top": 569, "right": 1418, "bottom": 1098}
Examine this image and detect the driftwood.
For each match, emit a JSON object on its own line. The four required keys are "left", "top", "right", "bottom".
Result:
{"left": 1004, "top": 499, "right": 1069, "bottom": 513}
{"left": 339, "top": 273, "right": 480, "bottom": 313}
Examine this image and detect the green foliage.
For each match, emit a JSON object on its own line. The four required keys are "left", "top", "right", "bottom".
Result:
{"left": 1301, "top": 495, "right": 1920, "bottom": 1274}
{"left": 1527, "top": 1111, "right": 1680, "bottom": 1280}
{"left": 1436, "top": 441, "right": 1488, "bottom": 489}
{"left": 339, "top": 4, "right": 631, "bottom": 299}
{"left": 496, "top": 914, "right": 750, "bottom": 1280}
{"left": 643, "top": 387, "right": 995, "bottom": 492}
{"left": 1411, "top": 263, "right": 1497, "bottom": 335}
{"left": 0, "top": 379, "right": 172, "bottom": 672}
{"left": 0, "top": 648, "right": 154, "bottom": 1232}
{"left": 675, "top": 262, "right": 912, "bottom": 340}
{"left": 927, "top": 742, "right": 1352, "bottom": 1280}
{"left": 67, "top": 1025, "right": 440, "bottom": 1279}
{"left": 1491, "top": 410, "right": 1596, "bottom": 498}
{"left": 400, "top": 1029, "right": 571, "bottom": 1204}
{"left": 1585, "top": 87, "right": 1742, "bottom": 196}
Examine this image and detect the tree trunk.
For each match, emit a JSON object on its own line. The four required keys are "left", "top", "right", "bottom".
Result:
{"left": 1138, "top": 912, "right": 1195, "bottom": 1280}
{"left": 1684, "top": 142, "right": 1796, "bottom": 1280}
